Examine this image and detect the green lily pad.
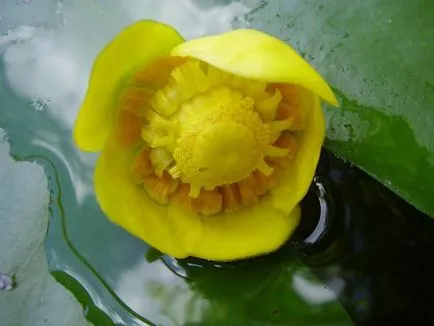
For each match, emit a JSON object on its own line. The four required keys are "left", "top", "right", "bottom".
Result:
{"left": 0, "top": 131, "right": 91, "bottom": 326}
{"left": 242, "top": 0, "right": 434, "bottom": 217}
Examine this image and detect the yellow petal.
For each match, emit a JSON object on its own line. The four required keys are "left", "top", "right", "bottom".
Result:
{"left": 74, "top": 20, "right": 184, "bottom": 152}
{"left": 271, "top": 88, "right": 325, "bottom": 214}
{"left": 171, "top": 29, "right": 338, "bottom": 106}
{"left": 191, "top": 199, "right": 300, "bottom": 261}
{"left": 94, "top": 133, "right": 202, "bottom": 258}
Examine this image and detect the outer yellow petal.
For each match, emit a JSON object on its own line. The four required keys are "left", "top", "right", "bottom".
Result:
{"left": 171, "top": 29, "right": 338, "bottom": 106}
{"left": 74, "top": 20, "right": 184, "bottom": 152}
{"left": 94, "top": 134, "right": 202, "bottom": 258}
{"left": 192, "top": 201, "right": 300, "bottom": 261}
{"left": 272, "top": 88, "right": 325, "bottom": 214}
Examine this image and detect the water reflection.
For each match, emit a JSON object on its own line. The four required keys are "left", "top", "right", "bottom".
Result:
{"left": 112, "top": 247, "right": 350, "bottom": 325}
{"left": 302, "top": 180, "right": 329, "bottom": 245}
{"left": 292, "top": 270, "right": 344, "bottom": 305}
{"left": 115, "top": 259, "right": 205, "bottom": 325}
{"left": 1, "top": 0, "right": 249, "bottom": 129}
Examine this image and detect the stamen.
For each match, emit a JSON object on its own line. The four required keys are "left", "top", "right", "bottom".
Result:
{"left": 116, "top": 111, "right": 144, "bottom": 148}
{"left": 171, "top": 68, "right": 196, "bottom": 100}
{"left": 118, "top": 86, "right": 154, "bottom": 116}
{"left": 276, "top": 103, "right": 306, "bottom": 131}
{"left": 265, "top": 144, "right": 291, "bottom": 157}
{"left": 187, "top": 61, "right": 210, "bottom": 93}
{"left": 141, "top": 114, "right": 178, "bottom": 148}
{"left": 238, "top": 175, "right": 259, "bottom": 207}
{"left": 141, "top": 129, "right": 176, "bottom": 148}
{"left": 188, "top": 184, "right": 202, "bottom": 198}
{"left": 269, "top": 118, "right": 294, "bottom": 140}
{"left": 268, "top": 83, "right": 300, "bottom": 106}
{"left": 168, "top": 164, "right": 182, "bottom": 179}
{"left": 131, "top": 56, "right": 186, "bottom": 88}
{"left": 255, "top": 89, "right": 282, "bottom": 121}
{"left": 268, "top": 133, "right": 297, "bottom": 167}
{"left": 252, "top": 171, "right": 272, "bottom": 196}
{"left": 192, "top": 190, "right": 223, "bottom": 215}
{"left": 221, "top": 184, "right": 243, "bottom": 213}
{"left": 171, "top": 183, "right": 194, "bottom": 213}
{"left": 143, "top": 172, "right": 179, "bottom": 205}
{"left": 256, "top": 159, "right": 274, "bottom": 176}
{"left": 150, "top": 147, "right": 174, "bottom": 177}
{"left": 151, "top": 90, "right": 178, "bottom": 116}
{"left": 130, "top": 147, "right": 153, "bottom": 184}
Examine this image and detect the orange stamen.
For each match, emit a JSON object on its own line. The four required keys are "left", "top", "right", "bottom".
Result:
{"left": 131, "top": 56, "right": 187, "bottom": 89}
{"left": 143, "top": 172, "right": 179, "bottom": 205}
{"left": 276, "top": 103, "right": 306, "bottom": 131}
{"left": 192, "top": 190, "right": 223, "bottom": 216}
{"left": 171, "top": 183, "right": 194, "bottom": 213}
{"left": 269, "top": 83, "right": 300, "bottom": 105}
{"left": 268, "top": 133, "right": 297, "bottom": 167}
{"left": 238, "top": 175, "right": 259, "bottom": 207}
{"left": 118, "top": 86, "right": 154, "bottom": 116}
{"left": 252, "top": 171, "right": 274, "bottom": 196}
{"left": 116, "top": 110, "right": 144, "bottom": 148}
{"left": 221, "top": 184, "right": 243, "bottom": 213}
{"left": 130, "top": 147, "right": 153, "bottom": 184}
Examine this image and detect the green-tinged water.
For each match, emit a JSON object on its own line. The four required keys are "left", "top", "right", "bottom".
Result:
{"left": 1, "top": 1, "right": 434, "bottom": 325}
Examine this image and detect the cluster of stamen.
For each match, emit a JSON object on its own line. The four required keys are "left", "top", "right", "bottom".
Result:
{"left": 116, "top": 56, "right": 306, "bottom": 215}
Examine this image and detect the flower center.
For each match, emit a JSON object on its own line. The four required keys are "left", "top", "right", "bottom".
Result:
{"left": 120, "top": 57, "right": 304, "bottom": 215}
{"left": 168, "top": 87, "right": 273, "bottom": 197}
{"left": 191, "top": 120, "right": 258, "bottom": 185}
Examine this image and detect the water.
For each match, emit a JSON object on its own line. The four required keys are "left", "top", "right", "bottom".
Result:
{"left": 2, "top": 1, "right": 434, "bottom": 325}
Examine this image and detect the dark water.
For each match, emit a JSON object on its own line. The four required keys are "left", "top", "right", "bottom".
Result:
{"left": 298, "top": 151, "right": 434, "bottom": 325}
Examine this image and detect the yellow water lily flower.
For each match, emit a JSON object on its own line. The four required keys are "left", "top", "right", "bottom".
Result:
{"left": 73, "top": 20, "right": 338, "bottom": 261}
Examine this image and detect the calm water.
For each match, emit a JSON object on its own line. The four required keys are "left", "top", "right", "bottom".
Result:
{"left": 1, "top": 1, "right": 434, "bottom": 325}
